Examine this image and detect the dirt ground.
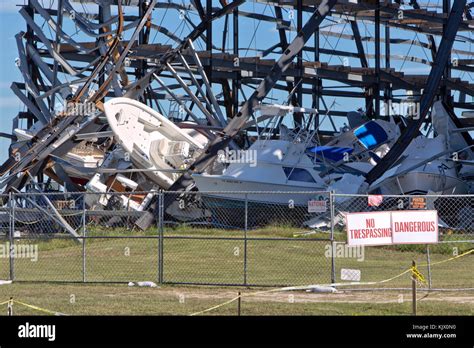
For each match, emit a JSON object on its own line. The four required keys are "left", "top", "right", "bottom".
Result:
{"left": 102, "top": 286, "right": 474, "bottom": 304}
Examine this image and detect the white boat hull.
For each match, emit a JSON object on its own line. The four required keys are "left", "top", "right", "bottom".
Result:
{"left": 370, "top": 171, "right": 469, "bottom": 195}
{"left": 193, "top": 174, "right": 325, "bottom": 206}
{"left": 104, "top": 98, "right": 208, "bottom": 189}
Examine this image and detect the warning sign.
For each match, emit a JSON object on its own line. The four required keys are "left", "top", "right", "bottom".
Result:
{"left": 391, "top": 210, "right": 438, "bottom": 244}
{"left": 346, "top": 210, "right": 439, "bottom": 246}
{"left": 409, "top": 197, "right": 427, "bottom": 210}
{"left": 308, "top": 199, "right": 327, "bottom": 213}
{"left": 346, "top": 211, "right": 393, "bottom": 246}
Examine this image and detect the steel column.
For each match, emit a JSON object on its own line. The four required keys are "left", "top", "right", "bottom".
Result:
{"left": 205, "top": 0, "right": 213, "bottom": 110}
{"left": 442, "top": 0, "right": 452, "bottom": 104}
{"left": 233, "top": 7, "right": 240, "bottom": 116}
{"left": 296, "top": 0, "right": 304, "bottom": 126}
{"left": 375, "top": 4, "right": 381, "bottom": 118}
{"left": 312, "top": 20, "right": 320, "bottom": 130}
{"left": 384, "top": 12, "right": 392, "bottom": 116}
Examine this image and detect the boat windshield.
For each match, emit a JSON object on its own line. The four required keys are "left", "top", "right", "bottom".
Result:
{"left": 353, "top": 121, "right": 388, "bottom": 150}
{"left": 283, "top": 167, "right": 316, "bottom": 183}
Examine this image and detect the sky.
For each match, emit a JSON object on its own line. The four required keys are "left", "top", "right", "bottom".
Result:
{"left": 0, "top": 0, "right": 472, "bottom": 165}
{"left": 0, "top": 3, "right": 24, "bottom": 161}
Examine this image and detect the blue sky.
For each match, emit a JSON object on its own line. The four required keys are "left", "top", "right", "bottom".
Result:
{"left": 0, "top": 3, "right": 24, "bottom": 162}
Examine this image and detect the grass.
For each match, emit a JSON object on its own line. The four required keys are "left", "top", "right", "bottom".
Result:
{"left": 0, "top": 283, "right": 472, "bottom": 316}
{"left": 0, "top": 225, "right": 472, "bottom": 315}
{"left": 4, "top": 225, "right": 472, "bottom": 288}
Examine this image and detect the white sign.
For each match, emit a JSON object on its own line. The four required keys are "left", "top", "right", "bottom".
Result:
{"left": 308, "top": 199, "right": 327, "bottom": 213}
{"left": 341, "top": 268, "right": 361, "bottom": 281}
{"left": 391, "top": 210, "right": 438, "bottom": 244}
{"left": 346, "top": 211, "right": 393, "bottom": 246}
{"left": 346, "top": 210, "right": 439, "bottom": 246}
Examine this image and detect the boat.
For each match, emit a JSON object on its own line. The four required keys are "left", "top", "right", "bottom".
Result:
{"left": 193, "top": 139, "right": 327, "bottom": 204}
{"left": 191, "top": 114, "right": 401, "bottom": 227}
{"left": 14, "top": 125, "right": 105, "bottom": 184}
{"left": 306, "top": 118, "right": 400, "bottom": 175}
{"left": 191, "top": 134, "right": 333, "bottom": 227}
{"left": 368, "top": 136, "right": 469, "bottom": 195}
{"left": 104, "top": 97, "right": 209, "bottom": 189}
{"left": 369, "top": 101, "right": 473, "bottom": 195}
{"left": 193, "top": 117, "right": 401, "bottom": 206}
{"left": 83, "top": 147, "right": 157, "bottom": 213}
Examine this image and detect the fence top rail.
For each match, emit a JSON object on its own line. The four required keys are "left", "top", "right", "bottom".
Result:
{"left": 10, "top": 191, "right": 157, "bottom": 197}
{"left": 332, "top": 193, "right": 474, "bottom": 198}
{"left": 8, "top": 190, "right": 332, "bottom": 196}
{"left": 163, "top": 190, "right": 331, "bottom": 194}
{"left": 6, "top": 191, "right": 474, "bottom": 198}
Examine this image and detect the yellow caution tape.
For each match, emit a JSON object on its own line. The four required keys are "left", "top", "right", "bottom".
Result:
{"left": 410, "top": 266, "right": 427, "bottom": 284}
{"left": 13, "top": 300, "right": 67, "bottom": 316}
{"left": 419, "top": 248, "right": 473, "bottom": 267}
{"left": 0, "top": 299, "right": 67, "bottom": 316}
{"left": 190, "top": 295, "right": 241, "bottom": 316}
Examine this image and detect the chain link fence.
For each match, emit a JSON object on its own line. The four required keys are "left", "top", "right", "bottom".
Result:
{"left": 0, "top": 191, "right": 472, "bottom": 289}
{"left": 161, "top": 191, "right": 332, "bottom": 286}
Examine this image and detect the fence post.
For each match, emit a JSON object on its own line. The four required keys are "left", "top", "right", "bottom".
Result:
{"left": 426, "top": 244, "right": 432, "bottom": 289}
{"left": 82, "top": 193, "right": 86, "bottom": 283}
{"left": 412, "top": 260, "right": 417, "bottom": 316}
{"left": 9, "top": 192, "right": 15, "bottom": 281}
{"left": 158, "top": 191, "right": 164, "bottom": 284}
{"left": 126, "top": 192, "right": 131, "bottom": 229}
{"left": 237, "top": 292, "right": 241, "bottom": 316}
{"left": 7, "top": 297, "right": 13, "bottom": 316}
{"left": 329, "top": 191, "right": 336, "bottom": 284}
{"left": 243, "top": 193, "right": 248, "bottom": 286}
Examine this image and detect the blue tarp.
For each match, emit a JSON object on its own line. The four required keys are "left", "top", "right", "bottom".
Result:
{"left": 306, "top": 146, "right": 354, "bottom": 162}
{"left": 353, "top": 121, "right": 388, "bottom": 149}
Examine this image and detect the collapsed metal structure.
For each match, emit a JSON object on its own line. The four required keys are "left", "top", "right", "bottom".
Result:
{"left": 1, "top": 0, "right": 474, "bottom": 216}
